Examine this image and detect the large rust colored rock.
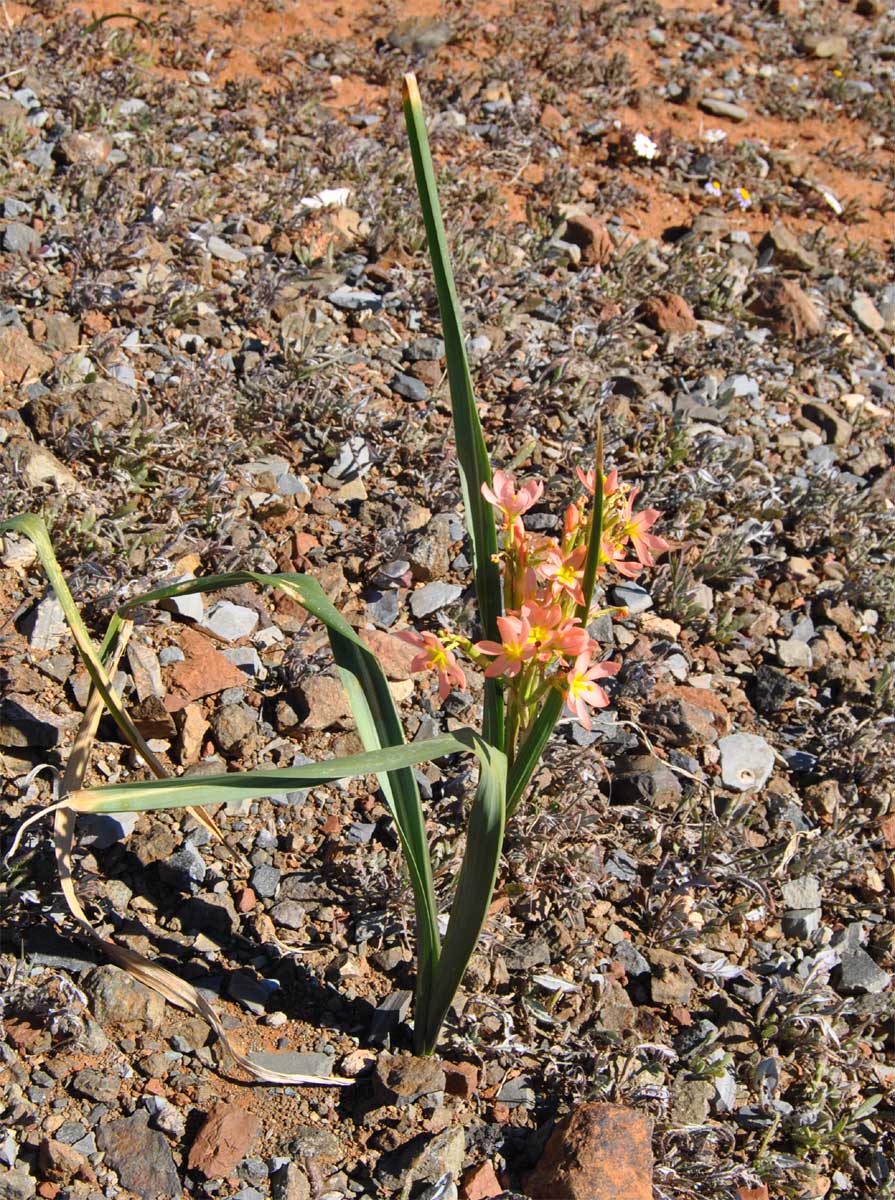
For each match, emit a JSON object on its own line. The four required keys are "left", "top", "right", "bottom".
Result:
{"left": 750, "top": 278, "right": 824, "bottom": 339}
{"left": 164, "top": 626, "right": 248, "bottom": 713}
{"left": 638, "top": 292, "right": 697, "bottom": 334}
{"left": 526, "top": 1102, "right": 653, "bottom": 1200}
{"left": 187, "top": 1100, "right": 260, "bottom": 1178}
{"left": 563, "top": 215, "right": 614, "bottom": 266}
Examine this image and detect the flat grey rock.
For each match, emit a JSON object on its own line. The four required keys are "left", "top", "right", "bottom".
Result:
{"left": 327, "top": 286, "right": 381, "bottom": 311}
{"left": 202, "top": 600, "right": 259, "bottom": 642}
{"left": 410, "top": 581, "right": 463, "bottom": 617}
{"left": 207, "top": 234, "right": 246, "bottom": 263}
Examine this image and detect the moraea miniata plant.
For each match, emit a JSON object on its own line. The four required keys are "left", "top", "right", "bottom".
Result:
{"left": 2, "top": 74, "right": 668, "bottom": 1065}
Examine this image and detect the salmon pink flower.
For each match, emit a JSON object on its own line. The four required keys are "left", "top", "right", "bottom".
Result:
{"left": 397, "top": 630, "right": 466, "bottom": 700}
{"left": 481, "top": 470, "right": 543, "bottom": 528}
{"left": 538, "top": 543, "right": 587, "bottom": 605}
{"left": 619, "top": 488, "right": 669, "bottom": 567}
{"left": 564, "top": 653, "right": 620, "bottom": 730}
{"left": 602, "top": 538, "right": 643, "bottom": 579}
{"left": 576, "top": 466, "right": 619, "bottom": 497}
{"left": 475, "top": 614, "right": 536, "bottom": 679}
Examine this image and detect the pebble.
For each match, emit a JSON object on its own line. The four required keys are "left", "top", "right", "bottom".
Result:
{"left": 374, "top": 1053, "right": 446, "bottom": 1106}
{"left": 0, "top": 1170, "right": 36, "bottom": 1200}
{"left": 410, "top": 581, "right": 464, "bottom": 617}
{"left": 250, "top": 864, "right": 281, "bottom": 897}
{"left": 159, "top": 843, "right": 207, "bottom": 891}
{"left": 187, "top": 1100, "right": 261, "bottom": 1178}
{"left": 327, "top": 286, "right": 381, "bottom": 311}
{"left": 207, "top": 234, "right": 247, "bottom": 263}
{"left": 97, "top": 1109, "right": 182, "bottom": 1199}
{"left": 25, "top": 590, "right": 67, "bottom": 650}
{"left": 718, "top": 732, "right": 775, "bottom": 792}
{"left": 850, "top": 293, "right": 884, "bottom": 334}
{"left": 608, "top": 583, "right": 653, "bottom": 614}
{"left": 392, "top": 372, "right": 430, "bottom": 401}
{"left": 526, "top": 1103, "right": 653, "bottom": 1200}
{"left": 86, "top": 964, "right": 165, "bottom": 1034}
{"left": 377, "top": 1127, "right": 465, "bottom": 1193}
{"left": 776, "top": 637, "right": 813, "bottom": 669}
{"left": 144, "top": 1094, "right": 186, "bottom": 1138}
{"left": 202, "top": 600, "right": 259, "bottom": 641}
{"left": 646, "top": 948, "right": 697, "bottom": 1006}
{"left": 3, "top": 222, "right": 40, "bottom": 254}
{"left": 835, "top": 947, "right": 890, "bottom": 995}
{"left": 699, "top": 96, "right": 750, "bottom": 121}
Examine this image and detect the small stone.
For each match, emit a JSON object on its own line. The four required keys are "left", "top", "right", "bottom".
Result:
{"left": 758, "top": 222, "right": 818, "bottom": 272}
{"left": 562, "top": 215, "right": 613, "bottom": 266}
{"left": 250, "top": 864, "right": 281, "bottom": 898}
{"left": 159, "top": 580, "right": 205, "bottom": 622}
{"left": 750, "top": 279, "right": 824, "bottom": 340}
{"left": 0, "top": 695, "right": 75, "bottom": 749}
{"left": 165, "top": 627, "right": 248, "bottom": 712}
{"left": 850, "top": 294, "right": 884, "bottom": 334}
{"left": 295, "top": 673, "right": 351, "bottom": 729}
{"left": 327, "top": 286, "right": 381, "bottom": 311}
{"left": 187, "top": 1101, "right": 261, "bottom": 1178}
{"left": 608, "top": 583, "right": 653, "bottom": 614}
{"left": 3, "top": 222, "right": 40, "bottom": 254}
{"left": 410, "top": 581, "right": 464, "bottom": 618}
{"left": 392, "top": 372, "right": 430, "bottom": 402}
{"left": 202, "top": 601, "right": 259, "bottom": 642}
{"left": 86, "top": 964, "right": 165, "bottom": 1034}
{"left": 719, "top": 733, "right": 775, "bottom": 792}
{"left": 462, "top": 1161, "right": 503, "bottom": 1200}
{"left": 670, "top": 1078, "right": 714, "bottom": 1126}
{"left": 646, "top": 948, "right": 696, "bottom": 1006}
{"left": 751, "top": 664, "right": 804, "bottom": 715}
{"left": 207, "top": 235, "right": 246, "bottom": 263}
{"left": 0, "top": 1171, "right": 35, "bottom": 1200}
{"left": 211, "top": 702, "right": 257, "bottom": 755}
{"left": 801, "top": 399, "right": 852, "bottom": 447}
{"left": 97, "top": 1109, "right": 181, "bottom": 1199}
{"left": 835, "top": 947, "right": 890, "bottom": 995}
{"left": 249, "top": 1050, "right": 333, "bottom": 1076}
{"left": 0, "top": 327, "right": 53, "bottom": 384}
{"left": 781, "top": 875, "right": 822, "bottom": 910}
{"left": 70, "top": 1068, "right": 119, "bottom": 1104}
{"left": 270, "top": 900, "right": 306, "bottom": 930}
{"left": 374, "top": 1053, "right": 446, "bottom": 1106}
{"left": 377, "top": 1128, "right": 465, "bottom": 1194}
{"left": 160, "top": 843, "right": 207, "bottom": 891}
{"left": 638, "top": 292, "right": 697, "bottom": 334}
{"left": 776, "top": 638, "right": 813, "bottom": 669}
{"left": 9, "top": 439, "right": 77, "bottom": 490}
{"left": 443, "top": 1061, "right": 479, "bottom": 1098}
{"left": 387, "top": 15, "right": 452, "bottom": 53}
{"left": 699, "top": 96, "right": 750, "bottom": 121}
{"left": 803, "top": 32, "right": 848, "bottom": 58}
{"left": 526, "top": 1102, "right": 653, "bottom": 1200}
{"left": 23, "top": 590, "right": 66, "bottom": 648}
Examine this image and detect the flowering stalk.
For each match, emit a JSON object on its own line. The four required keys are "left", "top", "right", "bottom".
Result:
{"left": 401, "top": 424, "right": 669, "bottom": 783}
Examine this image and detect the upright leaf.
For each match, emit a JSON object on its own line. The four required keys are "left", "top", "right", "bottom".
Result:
{"left": 402, "top": 73, "right": 504, "bottom": 750}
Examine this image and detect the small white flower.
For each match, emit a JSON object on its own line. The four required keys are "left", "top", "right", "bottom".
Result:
{"left": 703, "top": 128, "right": 727, "bottom": 144}
{"left": 704, "top": 179, "right": 723, "bottom": 198}
{"left": 633, "top": 131, "right": 658, "bottom": 160}
{"left": 735, "top": 186, "right": 752, "bottom": 210}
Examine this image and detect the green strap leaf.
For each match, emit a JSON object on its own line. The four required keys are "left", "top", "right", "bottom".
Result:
{"left": 402, "top": 74, "right": 503, "bottom": 751}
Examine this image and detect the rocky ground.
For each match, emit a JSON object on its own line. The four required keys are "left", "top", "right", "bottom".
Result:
{"left": 1, "top": 1, "right": 895, "bottom": 1198}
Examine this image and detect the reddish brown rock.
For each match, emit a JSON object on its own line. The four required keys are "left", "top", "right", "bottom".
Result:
{"left": 187, "top": 1100, "right": 261, "bottom": 1178}
{"left": 526, "top": 1102, "right": 653, "bottom": 1200}
{"left": 360, "top": 629, "right": 419, "bottom": 679}
{"left": 164, "top": 626, "right": 248, "bottom": 713}
{"left": 461, "top": 1160, "right": 503, "bottom": 1199}
{"left": 39, "top": 1138, "right": 92, "bottom": 1185}
{"left": 443, "top": 1060, "right": 479, "bottom": 1098}
{"left": 638, "top": 292, "right": 697, "bottom": 334}
{"left": 750, "top": 278, "right": 824, "bottom": 339}
{"left": 0, "top": 327, "right": 53, "bottom": 385}
{"left": 563, "top": 215, "right": 613, "bottom": 266}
